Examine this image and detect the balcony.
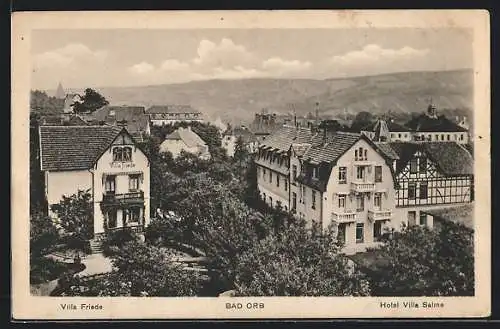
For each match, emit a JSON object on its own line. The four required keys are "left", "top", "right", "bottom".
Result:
{"left": 368, "top": 209, "right": 392, "bottom": 221}
{"left": 102, "top": 191, "right": 144, "bottom": 205}
{"left": 331, "top": 211, "right": 357, "bottom": 223}
{"left": 350, "top": 181, "right": 375, "bottom": 193}
{"left": 107, "top": 223, "right": 145, "bottom": 234}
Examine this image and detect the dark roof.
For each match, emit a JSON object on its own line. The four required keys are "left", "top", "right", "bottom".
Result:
{"left": 381, "top": 142, "right": 473, "bottom": 176}
{"left": 361, "top": 120, "right": 409, "bottom": 133}
{"left": 146, "top": 105, "right": 200, "bottom": 114}
{"left": 225, "top": 127, "right": 258, "bottom": 143}
{"left": 422, "top": 204, "right": 474, "bottom": 229}
{"left": 405, "top": 114, "right": 468, "bottom": 132}
{"left": 374, "top": 142, "right": 400, "bottom": 160}
{"left": 259, "top": 125, "right": 314, "bottom": 152}
{"left": 92, "top": 106, "right": 149, "bottom": 135}
{"left": 40, "top": 115, "right": 89, "bottom": 126}
{"left": 40, "top": 125, "right": 124, "bottom": 171}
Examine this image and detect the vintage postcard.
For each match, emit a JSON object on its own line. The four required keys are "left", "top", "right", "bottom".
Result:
{"left": 12, "top": 10, "right": 490, "bottom": 319}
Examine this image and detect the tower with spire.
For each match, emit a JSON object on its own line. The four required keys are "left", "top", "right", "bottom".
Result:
{"left": 55, "top": 82, "right": 65, "bottom": 99}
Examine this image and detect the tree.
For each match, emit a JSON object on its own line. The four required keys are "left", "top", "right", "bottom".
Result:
{"left": 233, "top": 220, "right": 371, "bottom": 296}
{"left": 30, "top": 213, "right": 59, "bottom": 257}
{"left": 350, "top": 111, "right": 374, "bottom": 132}
{"left": 62, "top": 240, "right": 202, "bottom": 296}
{"left": 72, "top": 88, "right": 109, "bottom": 114}
{"left": 367, "top": 222, "right": 474, "bottom": 296}
{"left": 30, "top": 90, "right": 65, "bottom": 114}
{"left": 50, "top": 190, "right": 93, "bottom": 240}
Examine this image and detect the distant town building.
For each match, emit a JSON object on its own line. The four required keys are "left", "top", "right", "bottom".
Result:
{"left": 405, "top": 104, "right": 470, "bottom": 144}
{"left": 39, "top": 114, "right": 89, "bottom": 126}
{"left": 55, "top": 82, "right": 65, "bottom": 99}
{"left": 63, "top": 93, "right": 82, "bottom": 114}
{"left": 146, "top": 105, "right": 203, "bottom": 126}
{"left": 360, "top": 119, "right": 412, "bottom": 142}
{"left": 39, "top": 126, "right": 151, "bottom": 243}
{"left": 159, "top": 126, "right": 211, "bottom": 160}
{"left": 222, "top": 126, "right": 259, "bottom": 157}
{"left": 92, "top": 105, "right": 151, "bottom": 143}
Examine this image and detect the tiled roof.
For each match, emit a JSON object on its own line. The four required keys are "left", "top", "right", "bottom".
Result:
{"left": 40, "top": 125, "right": 124, "bottom": 171}
{"left": 405, "top": 114, "right": 468, "bottom": 132}
{"left": 302, "top": 132, "right": 361, "bottom": 164}
{"left": 259, "top": 125, "right": 315, "bottom": 152}
{"left": 146, "top": 105, "right": 200, "bottom": 114}
{"left": 385, "top": 142, "right": 473, "bottom": 176}
{"left": 164, "top": 127, "right": 207, "bottom": 148}
{"left": 374, "top": 142, "right": 400, "bottom": 160}
{"left": 422, "top": 204, "right": 474, "bottom": 229}
{"left": 92, "top": 106, "right": 149, "bottom": 135}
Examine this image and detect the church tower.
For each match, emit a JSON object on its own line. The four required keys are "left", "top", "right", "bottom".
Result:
{"left": 55, "top": 82, "right": 65, "bottom": 99}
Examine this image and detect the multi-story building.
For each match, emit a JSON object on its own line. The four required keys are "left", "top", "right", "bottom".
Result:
{"left": 360, "top": 119, "right": 412, "bottom": 142}
{"left": 405, "top": 104, "right": 470, "bottom": 144}
{"left": 146, "top": 105, "right": 203, "bottom": 126}
{"left": 256, "top": 125, "right": 397, "bottom": 253}
{"left": 39, "top": 125, "right": 151, "bottom": 242}
{"left": 375, "top": 141, "right": 474, "bottom": 230}
{"left": 255, "top": 125, "right": 474, "bottom": 254}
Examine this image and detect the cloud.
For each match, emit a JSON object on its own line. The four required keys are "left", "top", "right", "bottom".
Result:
{"left": 330, "top": 44, "right": 429, "bottom": 66}
{"left": 129, "top": 61, "right": 155, "bottom": 74}
{"left": 128, "top": 38, "right": 313, "bottom": 83}
{"left": 33, "top": 43, "right": 108, "bottom": 69}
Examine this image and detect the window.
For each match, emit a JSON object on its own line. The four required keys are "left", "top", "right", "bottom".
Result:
{"left": 419, "top": 213, "right": 427, "bottom": 226}
{"left": 301, "top": 185, "right": 306, "bottom": 205}
{"left": 269, "top": 171, "right": 272, "bottom": 183}
{"left": 373, "top": 221, "right": 382, "bottom": 241}
{"left": 435, "top": 134, "right": 439, "bottom": 141}
{"left": 419, "top": 157, "right": 427, "bottom": 172}
{"left": 409, "top": 159, "right": 418, "bottom": 174}
{"left": 269, "top": 197, "right": 273, "bottom": 207}
{"left": 129, "top": 174, "right": 140, "bottom": 191}
{"left": 313, "top": 167, "right": 319, "bottom": 179}
{"left": 292, "top": 165, "right": 297, "bottom": 180}
{"left": 441, "top": 134, "right": 445, "bottom": 141}
{"left": 107, "top": 210, "right": 117, "bottom": 228}
{"left": 276, "top": 175, "right": 280, "bottom": 187}
{"left": 105, "top": 175, "right": 116, "bottom": 194}
{"left": 263, "top": 169, "right": 267, "bottom": 181}
{"left": 284, "top": 179, "right": 288, "bottom": 191}
{"left": 337, "top": 224, "right": 346, "bottom": 244}
{"left": 338, "top": 167, "right": 347, "bottom": 184}
{"left": 262, "top": 193, "right": 266, "bottom": 201}
{"left": 447, "top": 134, "right": 451, "bottom": 141}
{"left": 408, "top": 183, "right": 416, "bottom": 200}
{"left": 355, "top": 147, "right": 367, "bottom": 160}
{"left": 356, "top": 195, "right": 364, "bottom": 211}
{"left": 404, "top": 134, "right": 408, "bottom": 138}
{"left": 375, "top": 166, "right": 382, "bottom": 182}
{"left": 312, "top": 190, "right": 316, "bottom": 209}
{"left": 374, "top": 193, "right": 382, "bottom": 210}
{"left": 354, "top": 149, "right": 358, "bottom": 160}
{"left": 356, "top": 166, "right": 365, "bottom": 180}
{"left": 292, "top": 192, "right": 297, "bottom": 210}
{"left": 356, "top": 223, "right": 364, "bottom": 243}
{"left": 460, "top": 134, "right": 464, "bottom": 141}
{"left": 338, "top": 195, "right": 346, "bottom": 209}
{"left": 391, "top": 133, "right": 395, "bottom": 138}
{"left": 125, "top": 207, "right": 141, "bottom": 224}
{"left": 113, "top": 146, "right": 132, "bottom": 162}
{"left": 398, "top": 133, "right": 402, "bottom": 139}
{"left": 364, "top": 149, "right": 367, "bottom": 160}
{"left": 408, "top": 211, "right": 416, "bottom": 226}
{"left": 419, "top": 182, "right": 428, "bottom": 199}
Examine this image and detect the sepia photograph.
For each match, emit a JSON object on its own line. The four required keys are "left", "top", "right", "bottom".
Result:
{"left": 12, "top": 10, "right": 490, "bottom": 319}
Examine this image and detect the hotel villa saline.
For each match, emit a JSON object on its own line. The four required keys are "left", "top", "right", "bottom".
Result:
{"left": 29, "top": 82, "right": 475, "bottom": 298}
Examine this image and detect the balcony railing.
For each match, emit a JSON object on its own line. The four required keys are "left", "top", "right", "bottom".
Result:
{"left": 368, "top": 209, "right": 392, "bottom": 221}
{"left": 107, "top": 223, "right": 145, "bottom": 234}
{"left": 102, "top": 191, "right": 144, "bottom": 204}
{"left": 331, "top": 211, "right": 357, "bottom": 223}
{"left": 351, "top": 181, "right": 375, "bottom": 192}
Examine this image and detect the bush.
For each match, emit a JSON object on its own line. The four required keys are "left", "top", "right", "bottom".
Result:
{"left": 59, "top": 234, "right": 91, "bottom": 254}
{"left": 30, "top": 257, "right": 69, "bottom": 284}
{"left": 102, "top": 228, "right": 138, "bottom": 257}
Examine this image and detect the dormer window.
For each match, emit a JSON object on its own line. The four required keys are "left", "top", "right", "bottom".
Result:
{"left": 355, "top": 147, "right": 368, "bottom": 161}
{"left": 113, "top": 146, "right": 132, "bottom": 162}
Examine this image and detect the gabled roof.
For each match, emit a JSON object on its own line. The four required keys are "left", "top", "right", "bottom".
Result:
{"left": 301, "top": 132, "right": 361, "bottom": 164}
{"left": 374, "top": 142, "right": 400, "bottom": 160}
{"left": 381, "top": 142, "right": 473, "bottom": 176}
{"left": 146, "top": 105, "right": 200, "bottom": 114}
{"left": 405, "top": 114, "right": 468, "bottom": 132}
{"left": 92, "top": 106, "right": 149, "bottom": 135}
{"left": 164, "top": 127, "right": 207, "bottom": 148}
{"left": 40, "top": 125, "right": 125, "bottom": 171}
{"left": 361, "top": 119, "right": 409, "bottom": 133}
{"left": 259, "top": 125, "right": 315, "bottom": 152}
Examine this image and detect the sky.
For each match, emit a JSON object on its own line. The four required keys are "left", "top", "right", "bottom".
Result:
{"left": 31, "top": 28, "right": 473, "bottom": 90}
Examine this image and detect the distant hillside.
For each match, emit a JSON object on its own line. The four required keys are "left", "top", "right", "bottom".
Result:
{"left": 45, "top": 69, "right": 473, "bottom": 125}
